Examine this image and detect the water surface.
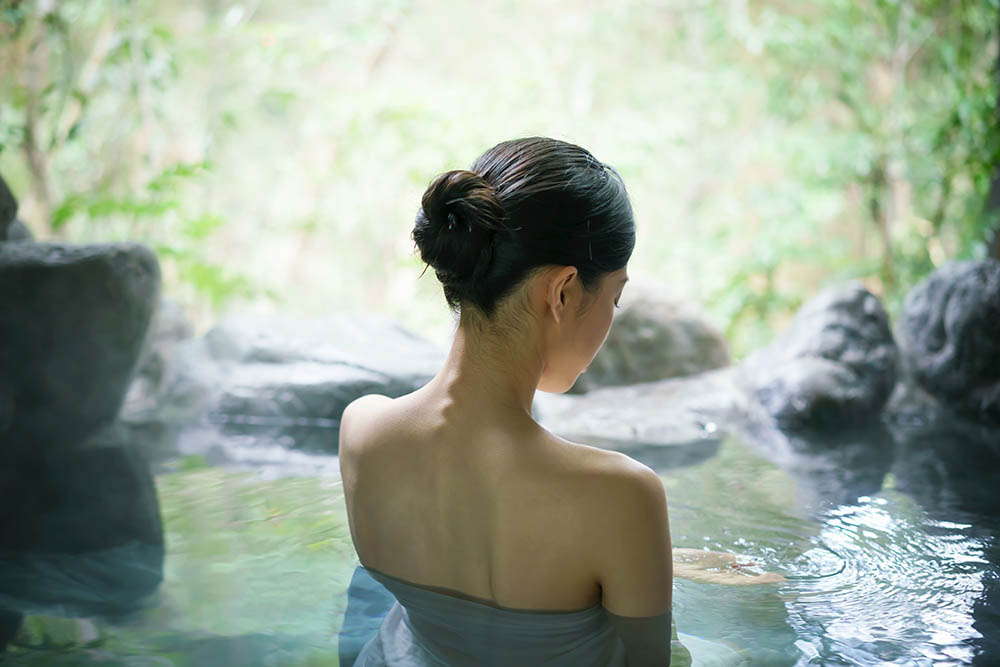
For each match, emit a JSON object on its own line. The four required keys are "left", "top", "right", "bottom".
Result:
{"left": 4, "top": 428, "right": 997, "bottom": 665}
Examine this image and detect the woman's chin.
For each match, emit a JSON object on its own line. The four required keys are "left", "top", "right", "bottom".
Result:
{"left": 537, "top": 374, "right": 578, "bottom": 394}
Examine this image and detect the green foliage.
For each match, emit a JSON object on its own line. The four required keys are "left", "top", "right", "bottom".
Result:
{"left": 0, "top": 0, "right": 996, "bottom": 353}
{"left": 718, "top": 0, "right": 1000, "bottom": 341}
{"left": 0, "top": 0, "right": 262, "bottom": 314}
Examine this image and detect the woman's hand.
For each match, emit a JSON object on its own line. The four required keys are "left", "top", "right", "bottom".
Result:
{"left": 672, "top": 548, "right": 786, "bottom": 586}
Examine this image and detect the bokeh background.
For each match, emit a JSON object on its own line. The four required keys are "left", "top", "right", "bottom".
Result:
{"left": 2, "top": 0, "right": 998, "bottom": 357}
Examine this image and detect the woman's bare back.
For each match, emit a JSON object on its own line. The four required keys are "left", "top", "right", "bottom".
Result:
{"left": 339, "top": 389, "right": 651, "bottom": 613}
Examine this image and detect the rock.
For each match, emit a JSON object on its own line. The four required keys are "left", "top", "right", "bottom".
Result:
{"left": 896, "top": 259, "right": 1000, "bottom": 424}
{"left": 536, "top": 361, "right": 896, "bottom": 506}
{"left": 3, "top": 219, "right": 33, "bottom": 242}
{"left": 207, "top": 315, "right": 445, "bottom": 454}
{"left": 114, "top": 297, "right": 197, "bottom": 458}
{"left": 201, "top": 315, "right": 441, "bottom": 381}
{"left": 740, "top": 284, "right": 898, "bottom": 430}
{"left": 0, "top": 174, "right": 31, "bottom": 243}
{"left": 537, "top": 367, "right": 742, "bottom": 466}
{"left": 0, "top": 431, "right": 163, "bottom": 554}
{"left": 570, "top": 281, "right": 729, "bottom": 393}
{"left": 0, "top": 243, "right": 161, "bottom": 452}
{"left": 0, "top": 428, "right": 165, "bottom": 617}
{"left": 129, "top": 297, "right": 196, "bottom": 404}
{"left": 0, "top": 236, "right": 164, "bottom": 624}
{"left": 0, "top": 174, "right": 16, "bottom": 235}
{"left": 124, "top": 313, "right": 446, "bottom": 458}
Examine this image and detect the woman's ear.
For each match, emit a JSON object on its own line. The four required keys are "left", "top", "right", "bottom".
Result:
{"left": 546, "top": 266, "right": 578, "bottom": 324}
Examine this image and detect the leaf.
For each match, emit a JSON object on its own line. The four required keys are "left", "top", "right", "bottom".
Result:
{"left": 152, "top": 243, "right": 192, "bottom": 260}
{"left": 147, "top": 161, "right": 211, "bottom": 192}
{"left": 181, "top": 213, "right": 226, "bottom": 240}
{"left": 51, "top": 194, "right": 84, "bottom": 230}
{"left": 151, "top": 25, "right": 174, "bottom": 42}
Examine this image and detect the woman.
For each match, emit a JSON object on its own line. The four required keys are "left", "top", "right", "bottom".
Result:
{"left": 339, "top": 137, "right": 675, "bottom": 666}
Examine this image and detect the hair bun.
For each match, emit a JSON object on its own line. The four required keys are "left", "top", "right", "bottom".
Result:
{"left": 412, "top": 169, "right": 505, "bottom": 284}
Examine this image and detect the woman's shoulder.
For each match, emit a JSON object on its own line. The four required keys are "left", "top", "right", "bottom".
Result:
{"left": 342, "top": 393, "right": 394, "bottom": 421}
{"left": 548, "top": 438, "right": 672, "bottom": 619}
{"left": 338, "top": 393, "right": 394, "bottom": 455}
{"left": 537, "top": 432, "right": 666, "bottom": 531}
{"left": 543, "top": 430, "right": 661, "bottom": 489}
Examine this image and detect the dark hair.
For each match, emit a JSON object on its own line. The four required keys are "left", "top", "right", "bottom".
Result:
{"left": 411, "top": 137, "right": 635, "bottom": 319}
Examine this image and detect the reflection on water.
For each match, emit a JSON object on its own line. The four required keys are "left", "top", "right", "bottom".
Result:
{"left": 787, "top": 497, "right": 989, "bottom": 664}
{"left": 2, "top": 426, "right": 998, "bottom": 665}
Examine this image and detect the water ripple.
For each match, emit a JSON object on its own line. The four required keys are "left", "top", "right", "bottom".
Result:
{"left": 783, "top": 493, "right": 988, "bottom": 664}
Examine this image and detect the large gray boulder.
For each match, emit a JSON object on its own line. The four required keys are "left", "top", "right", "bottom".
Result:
{"left": 0, "top": 238, "right": 164, "bottom": 628}
{"left": 570, "top": 281, "right": 729, "bottom": 393}
{"left": 536, "top": 366, "right": 741, "bottom": 468}
{"left": 0, "top": 243, "right": 161, "bottom": 451}
{"left": 123, "top": 313, "right": 446, "bottom": 457}
{"left": 896, "top": 259, "right": 1000, "bottom": 425}
{"left": 739, "top": 284, "right": 898, "bottom": 430}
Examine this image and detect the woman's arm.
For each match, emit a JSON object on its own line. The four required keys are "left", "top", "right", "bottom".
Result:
{"left": 606, "top": 608, "right": 673, "bottom": 666}
{"left": 594, "top": 462, "right": 673, "bottom": 666}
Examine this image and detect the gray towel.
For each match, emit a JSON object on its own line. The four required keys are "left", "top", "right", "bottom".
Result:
{"left": 344, "top": 564, "right": 627, "bottom": 667}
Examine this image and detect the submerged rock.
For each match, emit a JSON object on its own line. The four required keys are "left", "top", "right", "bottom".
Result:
{"left": 740, "top": 284, "right": 898, "bottom": 430}
{"left": 571, "top": 281, "right": 729, "bottom": 393}
{"left": 896, "top": 259, "right": 1000, "bottom": 425}
{"left": 0, "top": 242, "right": 161, "bottom": 452}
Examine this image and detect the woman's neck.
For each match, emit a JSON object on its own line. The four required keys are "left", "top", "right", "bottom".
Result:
{"left": 424, "top": 322, "right": 543, "bottom": 422}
